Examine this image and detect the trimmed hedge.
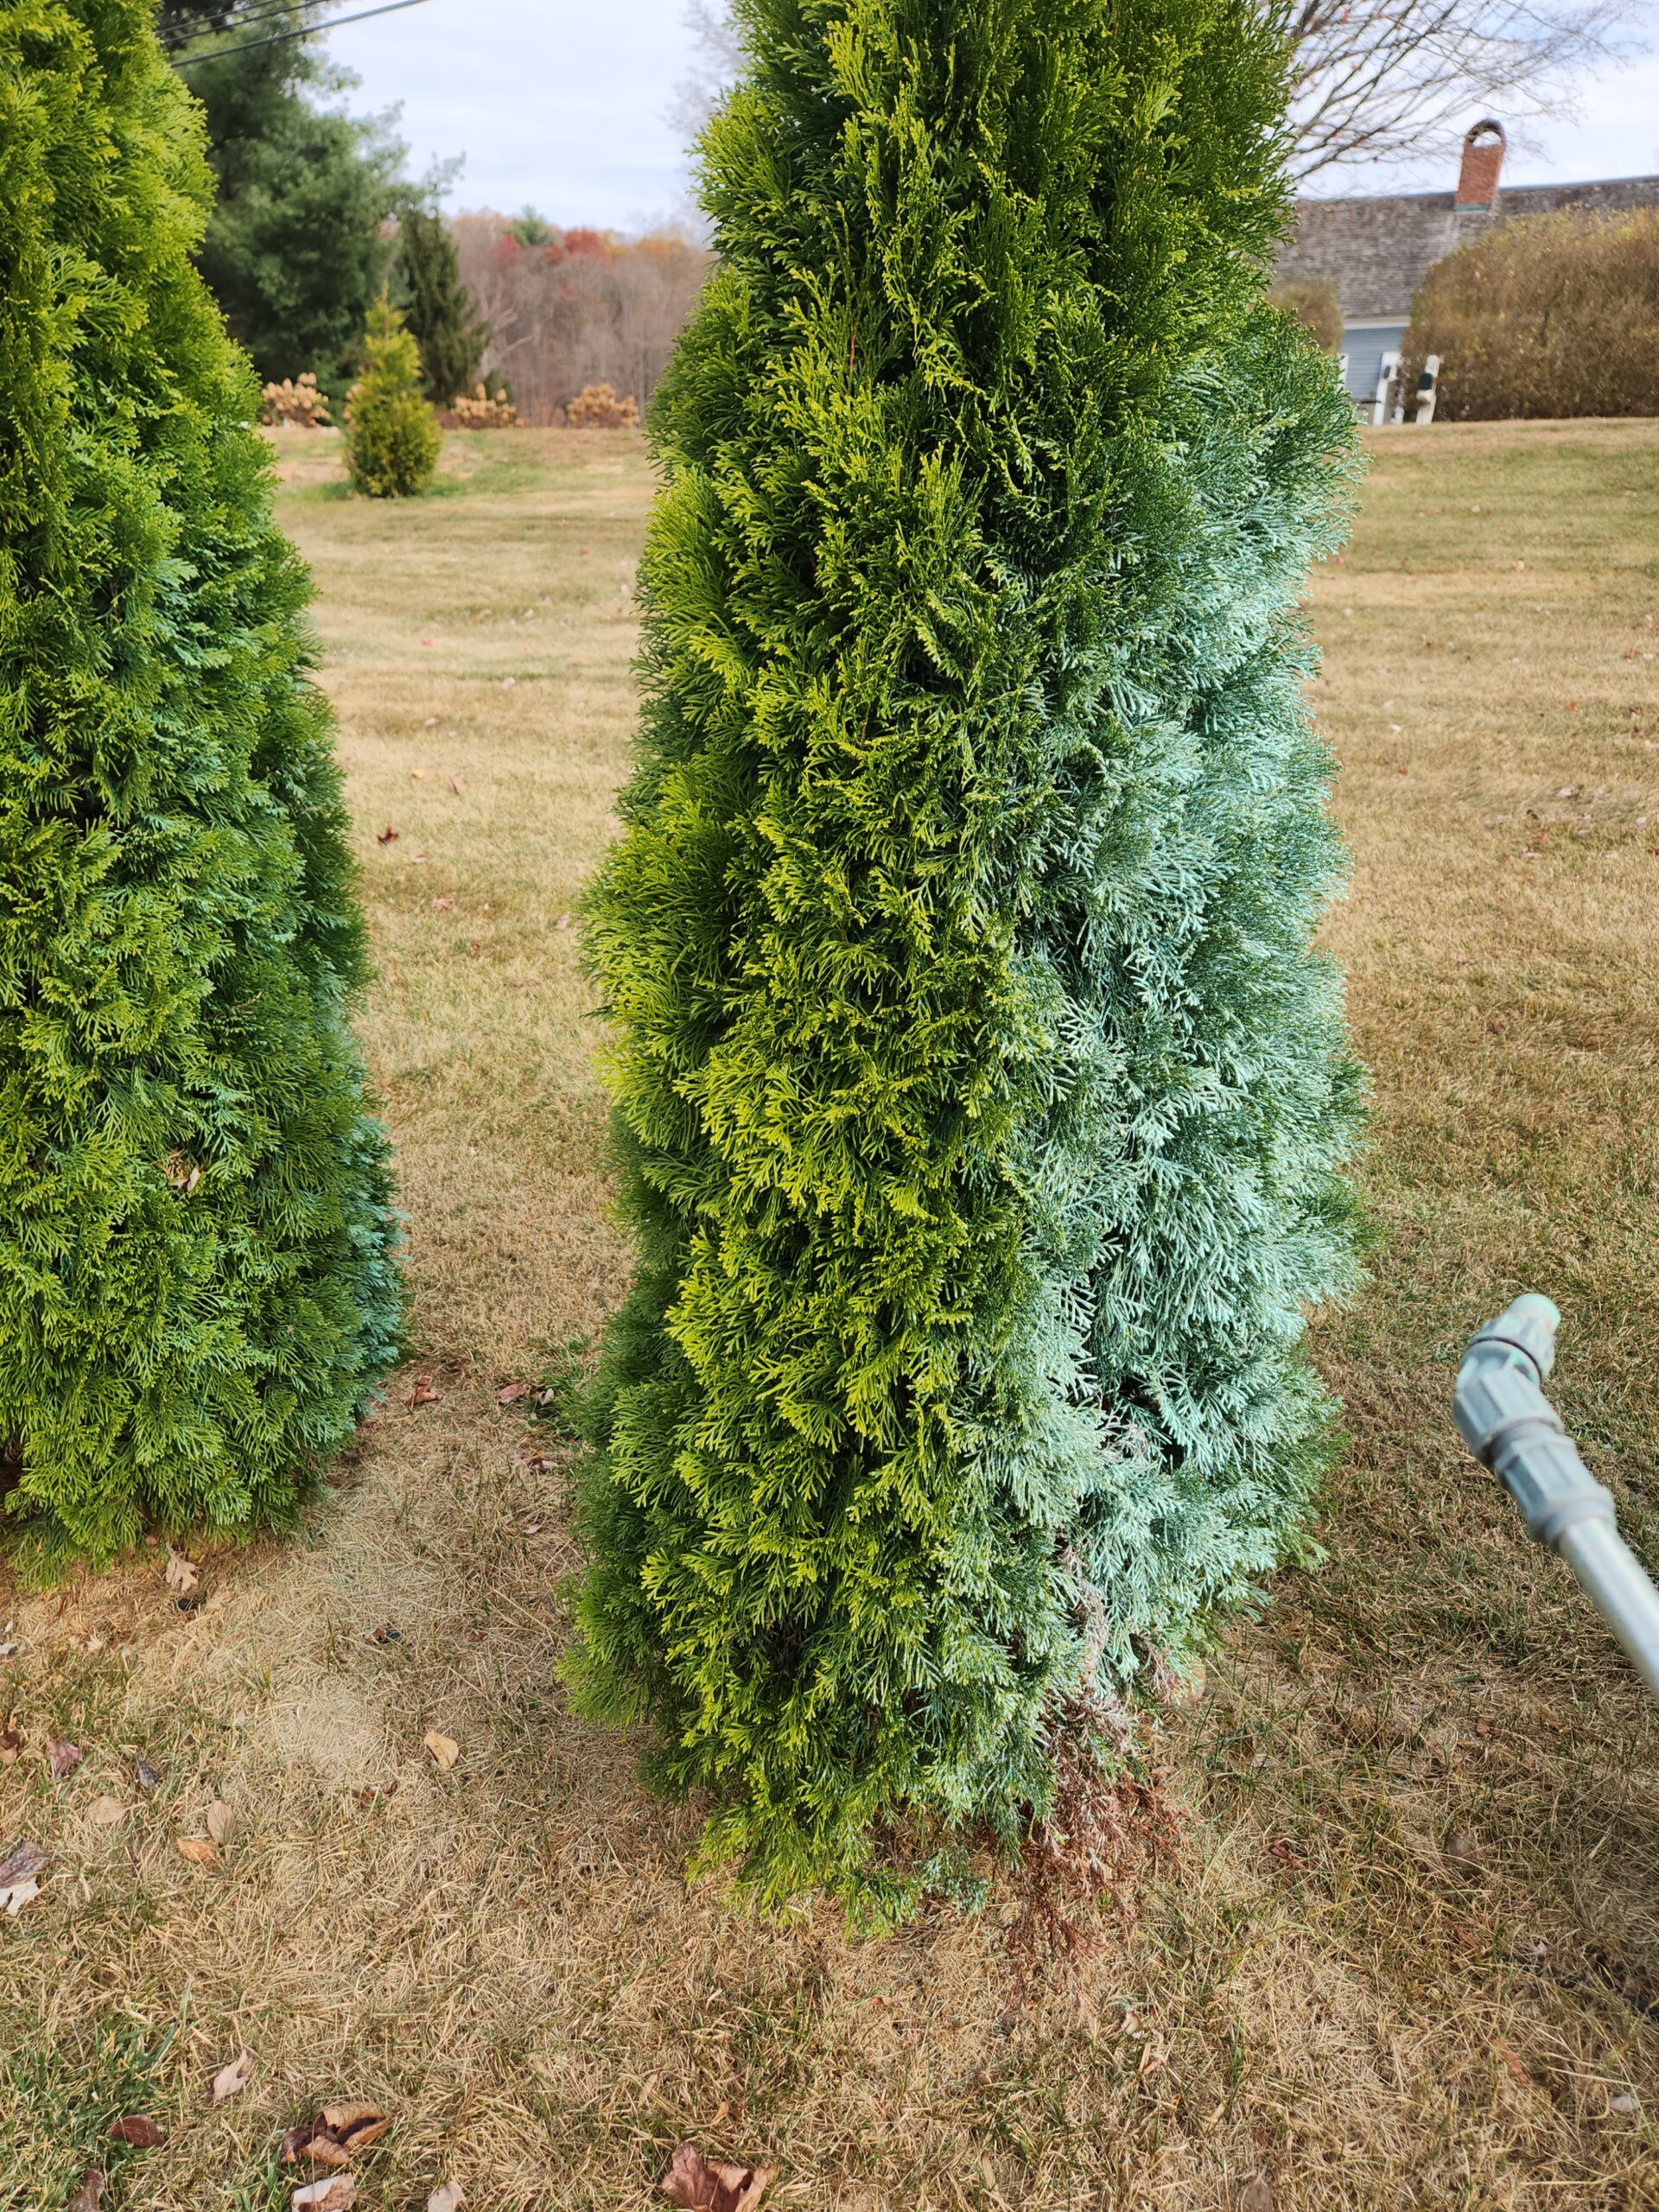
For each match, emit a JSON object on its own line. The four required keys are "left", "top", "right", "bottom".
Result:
{"left": 569, "top": 0, "right": 1364, "bottom": 1916}
{"left": 0, "top": 0, "right": 404, "bottom": 1574}
{"left": 1402, "top": 208, "right": 1659, "bottom": 420}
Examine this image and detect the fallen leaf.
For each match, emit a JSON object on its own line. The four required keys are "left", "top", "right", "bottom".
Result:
{"left": 1238, "top": 2179, "right": 1273, "bottom": 2212}
{"left": 281, "top": 2117, "right": 358, "bottom": 2171}
{"left": 496, "top": 1383, "right": 528, "bottom": 1405}
{"left": 377, "top": 826, "right": 399, "bottom": 844}
{"left": 0, "top": 1719, "right": 20, "bottom": 1762}
{"left": 205, "top": 1800, "right": 235, "bottom": 1847}
{"left": 410, "top": 767, "right": 429, "bottom": 779}
{"left": 433, "top": 896, "right": 455, "bottom": 912}
{"left": 321, "top": 2101, "right": 391, "bottom": 2152}
{"left": 659, "top": 2143, "right": 772, "bottom": 2212}
{"left": 1446, "top": 1827, "right": 1483, "bottom": 1878}
{"left": 166, "top": 1548, "right": 200, "bottom": 1597}
{"left": 3, "top": 1878, "right": 40, "bottom": 1916}
{"left": 1136, "top": 2031, "right": 1168, "bottom": 2079}
{"left": 135, "top": 1757, "right": 162, "bottom": 1793}
{"left": 88, "top": 1796, "right": 126, "bottom": 1827}
{"left": 1611, "top": 2092, "right": 1640, "bottom": 2115}
{"left": 291, "top": 2182, "right": 357, "bottom": 2212}
{"left": 212, "top": 2050, "right": 255, "bottom": 2102}
{"left": 0, "top": 1840, "right": 48, "bottom": 1892}
{"left": 108, "top": 2115, "right": 167, "bottom": 2147}
{"left": 427, "top": 2184, "right": 464, "bottom": 2212}
{"left": 67, "top": 2170, "right": 105, "bottom": 2212}
{"left": 48, "top": 1738, "right": 83, "bottom": 1781}
{"left": 423, "top": 1730, "right": 460, "bottom": 1772}
{"left": 450, "top": 777, "right": 466, "bottom": 796}
{"left": 554, "top": 914, "right": 571, "bottom": 931}
{"left": 0, "top": 1641, "right": 20, "bottom": 1659}
{"left": 177, "top": 1836, "right": 220, "bottom": 1869}
{"left": 407, "top": 1376, "right": 442, "bottom": 1408}
{"left": 1492, "top": 2038, "right": 1531, "bottom": 2087}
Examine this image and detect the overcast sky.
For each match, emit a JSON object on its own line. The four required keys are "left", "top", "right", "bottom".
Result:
{"left": 324, "top": 0, "right": 1659, "bottom": 225}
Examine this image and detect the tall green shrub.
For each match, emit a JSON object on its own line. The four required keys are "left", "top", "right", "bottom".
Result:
{"left": 343, "top": 297, "right": 442, "bottom": 497}
{"left": 398, "top": 205, "right": 489, "bottom": 404}
{"left": 0, "top": 0, "right": 403, "bottom": 1574}
{"left": 159, "top": 0, "right": 408, "bottom": 389}
{"left": 1402, "top": 207, "right": 1659, "bottom": 420}
{"left": 572, "top": 0, "right": 1363, "bottom": 1919}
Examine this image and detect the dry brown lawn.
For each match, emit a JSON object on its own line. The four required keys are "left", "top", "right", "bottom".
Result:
{"left": 3, "top": 419, "right": 1657, "bottom": 2212}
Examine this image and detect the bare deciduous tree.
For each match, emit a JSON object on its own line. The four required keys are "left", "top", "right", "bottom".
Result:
{"left": 1287, "top": 0, "right": 1641, "bottom": 177}
{"left": 452, "top": 219, "right": 710, "bottom": 423}
{"left": 672, "top": 0, "right": 1648, "bottom": 183}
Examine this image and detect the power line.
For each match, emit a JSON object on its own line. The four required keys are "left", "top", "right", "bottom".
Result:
{"left": 171, "top": 0, "right": 432, "bottom": 65}
{"left": 160, "top": 2, "right": 307, "bottom": 54}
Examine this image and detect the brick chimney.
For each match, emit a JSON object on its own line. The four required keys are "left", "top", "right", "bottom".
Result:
{"left": 1456, "top": 119, "right": 1506, "bottom": 209}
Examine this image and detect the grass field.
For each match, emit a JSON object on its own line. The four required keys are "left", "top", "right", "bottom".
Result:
{"left": 3, "top": 417, "right": 1657, "bottom": 2212}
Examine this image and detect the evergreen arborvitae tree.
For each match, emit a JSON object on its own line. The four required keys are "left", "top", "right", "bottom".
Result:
{"left": 343, "top": 297, "right": 442, "bottom": 497}
{"left": 570, "top": 0, "right": 1365, "bottom": 1921}
{"left": 398, "top": 206, "right": 489, "bottom": 404}
{"left": 0, "top": 0, "right": 403, "bottom": 1574}
{"left": 158, "top": 1, "right": 407, "bottom": 390}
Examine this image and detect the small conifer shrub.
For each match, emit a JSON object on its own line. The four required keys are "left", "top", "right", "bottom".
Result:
{"left": 343, "top": 298, "right": 442, "bottom": 496}
{"left": 0, "top": 0, "right": 404, "bottom": 1574}
{"left": 571, "top": 0, "right": 1364, "bottom": 1919}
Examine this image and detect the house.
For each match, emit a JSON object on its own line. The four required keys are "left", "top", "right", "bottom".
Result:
{"left": 1275, "top": 122, "right": 1659, "bottom": 404}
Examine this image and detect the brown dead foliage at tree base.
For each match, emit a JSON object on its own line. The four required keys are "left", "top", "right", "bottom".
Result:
{"left": 1005, "top": 1694, "right": 1183, "bottom": 1989}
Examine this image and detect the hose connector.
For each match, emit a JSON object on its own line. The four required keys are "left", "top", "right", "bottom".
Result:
{"left": 1453, "top": 1294, "right": 1617, "bottom": 1549}
{"left": 1455, "top": 1295, "right": 1659, "bottom": 1706}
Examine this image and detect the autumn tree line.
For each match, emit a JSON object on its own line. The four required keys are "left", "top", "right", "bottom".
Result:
{"left": 158, "top": 2, "right": 708, "bottom": 424}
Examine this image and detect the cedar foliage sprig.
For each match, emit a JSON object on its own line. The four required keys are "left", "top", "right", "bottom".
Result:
{"left": 569, "top": 0, "right": 1365, "bottom": 1920}
{"left": 0, "top": 0, "right": 403, "bottom": 1576}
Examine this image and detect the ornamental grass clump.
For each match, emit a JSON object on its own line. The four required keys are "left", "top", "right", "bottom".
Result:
{"left": 571, "top": 0, "right": 1364, "bottom": 1920}
{"left": 343, "top": 296, "right": 442, "bottom": 496}
{"left": 0, "top": 0, "right": 404, "bottom": 1575}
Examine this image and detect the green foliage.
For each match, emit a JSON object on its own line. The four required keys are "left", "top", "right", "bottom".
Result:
{"left": 0, "top": 0, "right": 404, "bottom": 1575}
{"left": 162, "top": 3, "right": 406, "bottom": 386}
{"left": 570, "top": 0, "right": 1365, "bottom": 1917}
{"left": 343, "top": 298, "right": 442, "bottom": 497}
{"left": 1402, "top": 208, "right": 1659, "bottom": 421}
{"left": 398, "top": 205, "right": 490, "bottom": 404}
{"left": 1269, "top": 277, "right": 1344, "bottom": 354}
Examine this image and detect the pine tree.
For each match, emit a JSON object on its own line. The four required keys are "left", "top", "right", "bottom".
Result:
{"left": 571, "top": 0, "right": 1366, "bottom": 1917}
{"left": 0, "top": 0, "right": 404, "bottom": 1575}
{"left": 398, "top": 205, "right": 489, "bottom": 405}
{"left": 159, "top": 1, "right": 408, "bottom": 390}
{"left": 343, "top": 296, "right": 442, "bottom": 497}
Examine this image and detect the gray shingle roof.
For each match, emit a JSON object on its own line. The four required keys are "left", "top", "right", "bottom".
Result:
{"left": 1276, "top": 176, "right": 1659, "bottom": 322}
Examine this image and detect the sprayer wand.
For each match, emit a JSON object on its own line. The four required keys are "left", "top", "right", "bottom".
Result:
{"left": 1453, "top": 1295, "right": 1659, "bottom": 1704}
